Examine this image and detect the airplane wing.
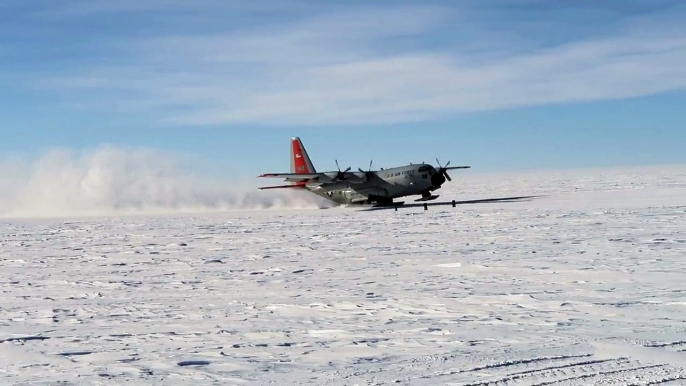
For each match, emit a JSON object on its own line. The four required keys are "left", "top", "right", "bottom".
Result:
{"left": 444, "top": 166, "right": 471, "bottom": 170}
{"left": 258, "top": 173, "right": 323, "bottom": 179}
{"left": 259, "top": 171, "right": 366, "bottom": 184}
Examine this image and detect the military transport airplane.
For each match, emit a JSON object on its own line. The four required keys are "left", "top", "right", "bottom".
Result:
{"left": 257, "top": 137, "right": 471, "bottom": 206}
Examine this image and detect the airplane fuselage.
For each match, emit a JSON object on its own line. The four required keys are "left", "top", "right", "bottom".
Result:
{"left": 309, "top": 163, "right": 444, "bottom": 205}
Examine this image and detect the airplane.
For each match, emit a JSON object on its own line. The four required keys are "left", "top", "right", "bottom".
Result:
{"left": 257, "top": 137, "right": 471, "bottom": 206}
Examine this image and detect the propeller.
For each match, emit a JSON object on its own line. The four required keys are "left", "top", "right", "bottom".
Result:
{"left": 436, "top": 158, "right": 452, "bottom": 182}
{"left": 334, "top": 159, "right": 351, "bottom": 181}
{"left": 358, "top": 160, "right": 374, "bottom": 181}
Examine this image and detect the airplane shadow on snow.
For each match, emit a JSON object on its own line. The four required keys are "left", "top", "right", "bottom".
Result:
{"left": 357, "top": 195, "right": 546, "bottom": 211}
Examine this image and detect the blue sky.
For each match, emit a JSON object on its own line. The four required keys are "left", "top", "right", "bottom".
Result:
{"left": 1, "top": 0, "right": 685, "bottom": 179}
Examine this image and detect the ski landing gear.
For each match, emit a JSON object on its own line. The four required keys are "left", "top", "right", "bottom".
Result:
{"left": 415, "top": 192, "right": 439, "bottom": 202}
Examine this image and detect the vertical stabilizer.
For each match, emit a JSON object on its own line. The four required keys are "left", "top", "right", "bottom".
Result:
{"left": 290, "top": 137, "right": 316, "bottom": 175}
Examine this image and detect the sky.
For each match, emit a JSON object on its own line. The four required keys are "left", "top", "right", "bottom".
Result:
{"left": 1, "top": 0, "right": 685, "bottom": 180}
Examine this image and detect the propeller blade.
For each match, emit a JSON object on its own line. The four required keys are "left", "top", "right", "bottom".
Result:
{"left": 335, "top": 159, "right": 341, "bottom": 171}
{"left": 368, "top": 160, "right": 373, "bottom": 172}
{"left": 444, "top": 171, "right": 452, "bottom": 181}
{"left": 344, "top": 166, "right": 351, "bottom": 173}
{"left": 445, "top": 160, "right": 450, "bottom": 168}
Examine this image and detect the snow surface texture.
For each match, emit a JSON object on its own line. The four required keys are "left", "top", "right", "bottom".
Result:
{"left": 1, "top": 165, "right": 685, "bottom": 385}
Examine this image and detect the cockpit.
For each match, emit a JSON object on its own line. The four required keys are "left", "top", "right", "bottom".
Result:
{"left": 418, "top": 165, "right": 437, "bottom": 175}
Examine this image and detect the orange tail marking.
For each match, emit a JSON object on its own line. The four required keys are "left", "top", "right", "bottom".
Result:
{"left": 291, "top": 138, "right": 314, "bottom": 186}
{"left": 292, "top": 138, "right": 312, "bottom": 174}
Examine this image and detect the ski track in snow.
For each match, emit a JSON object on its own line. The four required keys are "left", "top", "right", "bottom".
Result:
{"left": 1, "top": 167, "right": 685, "bottom": 385}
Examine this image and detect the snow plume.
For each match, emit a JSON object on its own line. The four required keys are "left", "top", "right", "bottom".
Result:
{"left": 0, "top": 146, "right": 332, "bottom": 218}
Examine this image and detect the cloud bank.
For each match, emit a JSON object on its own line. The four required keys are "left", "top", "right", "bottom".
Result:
{"left": 25, "top": 0, "right": 686, "bottom": 125}
{"left": 0, "top": 147, "right": 330, "bottom": 218}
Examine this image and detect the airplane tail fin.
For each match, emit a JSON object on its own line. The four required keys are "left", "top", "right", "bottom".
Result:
{"left": 290, "top": 137, "right": 316, "bottom": 186}
{"left": 257, "top": 137, "right": 318, "bottom": 190}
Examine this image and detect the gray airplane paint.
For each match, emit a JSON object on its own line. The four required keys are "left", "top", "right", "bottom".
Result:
{"left": 258, "top": 137, "right": 469, "bottom": 206}
{"left": 307, "top": 164, "right": 439, "bottom": 205}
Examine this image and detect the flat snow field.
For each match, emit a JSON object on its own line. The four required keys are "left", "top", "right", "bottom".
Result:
{"left": 1, "top": 166, "right": 685, "bottom": 385}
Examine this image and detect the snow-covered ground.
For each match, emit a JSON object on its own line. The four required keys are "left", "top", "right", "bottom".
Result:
{"left": 1, "top": 165, "right": 685, "bottom": 385}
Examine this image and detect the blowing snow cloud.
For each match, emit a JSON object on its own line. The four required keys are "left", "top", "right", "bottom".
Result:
{"left": 0, "top": 146, "right": 328, "bottom": 218}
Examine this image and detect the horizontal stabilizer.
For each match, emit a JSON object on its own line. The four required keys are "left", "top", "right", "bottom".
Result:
{"left": 258, "top": 184, "right": 307, "bottom": 190}
{"left": 258, "top": 173, "right": 321, "bottom": 179}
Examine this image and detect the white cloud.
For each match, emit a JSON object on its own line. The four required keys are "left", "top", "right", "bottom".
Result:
{"left": 36, "top": 2, "right": 686, "bottom": 125}
{"left": 32, "top": 0, "right": 299, "bottom": 18}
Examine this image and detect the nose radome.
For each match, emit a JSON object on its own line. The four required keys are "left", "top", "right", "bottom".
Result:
{"left": 431, "top": 172, "right": 446, "bottom": 187}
